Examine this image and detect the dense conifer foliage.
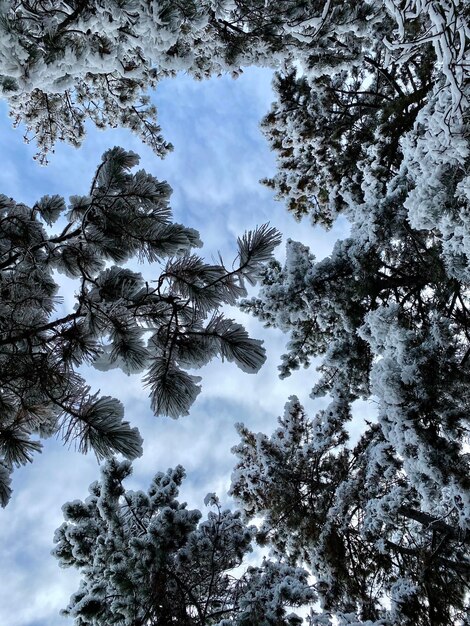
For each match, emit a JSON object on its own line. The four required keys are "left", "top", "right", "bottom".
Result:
{"left": 0, "top": 1, "right": 468, "bottom": 624}
{"left": 232, "top": 397, "right": 470, "bottom": 624}
{"left": 0, "top": 1, "right": 465, "bottom": 168}
{"left": 53, "top": 458, "right": 314, "bottom": 625}
{"left": 231, "top": 2, "right": 470, "bottom": 621}
{"left": 0, "top": 145, "right": 280, "bottom": 506}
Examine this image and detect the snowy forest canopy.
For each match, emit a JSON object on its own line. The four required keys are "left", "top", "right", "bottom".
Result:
{"left": 0, "top": 1, "right": 469, "bottom": 625}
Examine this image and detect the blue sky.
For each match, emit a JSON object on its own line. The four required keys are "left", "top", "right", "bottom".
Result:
{"left": 0, "top": 67, "right": 356, "bottom": 625}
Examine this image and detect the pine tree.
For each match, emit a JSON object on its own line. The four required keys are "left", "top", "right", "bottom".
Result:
{"left": 261, "top": 1, "right": 466, "bottom": 225}
{"left": 0, "top": 2, "right": 468, "bottom": 624}
{"left": 0, "top": 145, "right": 281, "bottom": 506}
{"left": 236, "top": 147, "right": 470, "bottom": 622}
{"left": 229, "top": 3, "right": 470, "bottom": 618}
{"left": 0, "top": 0, "right": 323, "bottom": 161}
{"left": 0, "top": 1, "right": 464, "bottom": 166}
{"left": 231, "top": 397, "right": 470, "bottom": 625}
{"left": 53, "top": 458, "right": 315, "bottom": 626}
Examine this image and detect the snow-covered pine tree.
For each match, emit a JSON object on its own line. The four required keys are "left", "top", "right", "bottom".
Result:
{"left": 2, "top": 0, "right": 465, "bottom": 170}
{"left": 0, "top": 0, "right": 329, "bottom": 161}
{"left": 236, "top": 131, "right": 470, "bottom": 622}
{"left": 261, "top": 1, "right": 467, "bottom": 225}
{"left": 231, "top": 397, "right": 470, "bottom": 625}
{"left": 53, "top": 458, "right": 315, "bottom": 625}
{"left": 222, "top": 5, "right": 470, "bottom": 625}
{"left": 0, "top": 1, "right": 468, "bottom": 623}
{"left": 0, "top": 145, "right": 281, "bottom": 506}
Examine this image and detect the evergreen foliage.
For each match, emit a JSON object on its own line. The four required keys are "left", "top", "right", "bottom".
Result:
{"left": 231, "top": 397, "right": 470, "bottom": 625}
{"left": 0, "top": 1, "right": 465, "bottom": 169}
{"left": 0, "top": 145, "right": 280, "bottom": 506}
{"left": 228, "top": 2, "right": 470, "bottom": 623}
{"left": 0, "top": 1, "right": 468, "bottom": 625}
{"left": 232, "top": 5, "right": 470, "bottom": 614}
{"left": 53, "top": 458, "right": 314, "bottom": 625}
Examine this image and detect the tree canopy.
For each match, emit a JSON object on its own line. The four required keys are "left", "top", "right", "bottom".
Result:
{"left": 229, "top": 2, "right": 470, "bottom": 621}
{"left": 0, "top": 1, "right": 466, "bottom": 167}
{"left": 0, "top": 144, "right": 280, "bottom": 506}
{"left": 232, "top": 397, "right": 470, "bottom": 624}
{"left": 0, "top": 1, "right": 468, "bottom": 625}
{"left": 53, "top": 458, "right": 314, "bottom": 626}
